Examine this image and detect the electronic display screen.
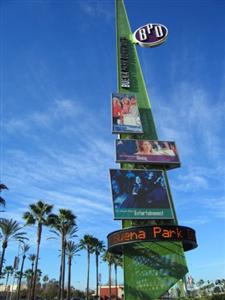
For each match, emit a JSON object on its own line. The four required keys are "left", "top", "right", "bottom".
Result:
{"left": 112, "top": 93, "right": 143, "bottom": 133}
{"left": 110, "top": 169, "right": 173, "bottom": 219}
{"left": 116, "top": 139, "right": 180, "bottom": 169}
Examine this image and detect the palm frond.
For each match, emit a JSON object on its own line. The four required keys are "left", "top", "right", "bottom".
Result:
{"left": 24, "top": 200, "right": 54, "bottom": 227}
{"left": 0, "top": 218, "right": 28, "bottom": 244}
{"left": 29, "top": 204, "right": 41, "bottom": 215}
{"left": 102, "top": 250, "right": 115, "bottom": 265}
{"left": 0, "top": 184, "right": 8, "bottom": 190}
{"left": 23, "top": 212, "right": 36, "bottom": 225}
{"left": 0, "top": 197, "right": 6, "bottom": 206}
{"left": 79, "top": 234, "right": 96, "bottom": 252}
{"left": 20, "top": 243, "right": 30, "bottom": 253}
{"left": 28, "top": 254, "right": 36, "bottom": 262}
{"left": 45, "top": 214, "right": 58, "bottom": 226}
{"left": 49, "top": 229, "right": 60, "bottom": 237}
{"left": 44, "top": 204, "right": 53, "bottom": 214}
{"left": 66, "top": 241, "right": 80, "bottom": 258}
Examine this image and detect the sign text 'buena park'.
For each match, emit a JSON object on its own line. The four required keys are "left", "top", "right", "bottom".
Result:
{"left": 108, "top": 225, "right": 197, "bottom": 252}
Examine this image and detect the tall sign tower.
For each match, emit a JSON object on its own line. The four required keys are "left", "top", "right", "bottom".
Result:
{"left": 107, "top": 1, "right": 198, "bottom": 299}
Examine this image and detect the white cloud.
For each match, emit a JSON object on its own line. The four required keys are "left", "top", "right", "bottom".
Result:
{"left": 4, "top": 99, "right": 83, "bottom": 132}
{"left": 31, "top": 98, "right": 83, "bottom": 126}
{"left": 174, "top": 173, "right": 209, "bottom": 191}
{"left": 4, "top": 119, "right": 30, "bottom": 133}
{"left": 180, "top": 216, "right": 209, "bottom": 226}
{"left": 151, "top": 81, "right": 225, "bottom": 163}
{"left": 202, "top": 197, "right": 225, "bottom": 218}
{"left": 43, "top": 190, "right": 112, "bottom": 214}
{"left": 79, "top": 1, "right": 113, "bottom": 21}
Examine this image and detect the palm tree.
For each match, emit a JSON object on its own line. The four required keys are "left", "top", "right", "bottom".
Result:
{"left": 27, "top": 254, "right": 36, "bottom": 300}
{"left": 80, "top": 234, "right": 96, "bottom": 300}
{"left": 4, "top": 266, "right": 14, "bottom": 300}
{"left": 9, "top": 262, "right": 19, "bottom": 300}
{"left": 16, "top": 243, "right": 30, "bottom": 300}
{"left": 65, "top": 241, "right": 80, "bottom": 300}
{"left": 92, "top": 238, "right": 105, "bottom": 300}
{"left": 42, "top": 274, "right": 49, "bottom": 287}
{"left": 0, "top": 183, "right": 8, "bottom": 207}
{"left": 23, "top": 268, "right": 42, "bottom": 299}
{"left": 23, "top": 269, "right": 33, "bottom": 292}
{"left": 4, "top": 265, "right": 13, "bottom": 292}
{"left": 103, "top": 251, "right": 114, "bottom": 300}
{"left": 113, "top": 255, "right": 123, "bottom": 300}
{"left": 49, "top": 209, "right": 77, "bottom": 300}
{"left": 0, "top": 218, "right": 27, "bottom": 274}
{"left": 42, "top": 274, "right": 49, "bottom": 299}
{"left": 23, "top": 200, "right": 53, "bottom": 300}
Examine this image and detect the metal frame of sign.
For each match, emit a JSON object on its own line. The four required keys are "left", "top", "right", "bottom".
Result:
{"left": 115, "top": 139, "right": 181, "bottom": 169}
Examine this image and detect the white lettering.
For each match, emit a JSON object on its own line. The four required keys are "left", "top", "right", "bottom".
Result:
{"left": 139, "top": 28, "right": 147, "bottom": 41}
{"left": 146, "top": 24, "right": 153, "bottom": 34}
{"left": 154, "top": 25, "right": 164, "bottom": 38}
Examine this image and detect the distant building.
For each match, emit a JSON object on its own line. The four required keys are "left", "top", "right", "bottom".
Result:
{"left": 0, "top": 283, "right": 26, "bottom": 292}
{"left": 99, "top": 285, "right": 124, "bottom": 300}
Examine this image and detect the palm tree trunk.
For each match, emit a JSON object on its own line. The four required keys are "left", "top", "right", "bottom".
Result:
{"left": 86, "top": 250, "right": 90, "bottom": 300}
{"left": 115, "top": 264, "right": 118, "bottom": 300}
{"left": 5, "top": 273, "right": 10, "bottom": 292}
{"left": 96, "top": 253, "right": 99, "bottom": 300}
{"left": 31, "top": 223, "right": 42, "bottom": 300}
{"left": 58, "top": 259, "right": 62, "bottom": 300}
{"left": 28, "top": 262, "right": 34, "bottom": 300}
{"left": 9, "top": 272, "right": 16, "bottom": 300}
{"left": 66, "top": 256, "right": 71, "bottom": 300}
{"left": 59, "top": 233, "right": 65, "bottom": 300}
{"left": 61, "top": 239, "right": 66, "bottom": 300}
{"left": 109, "top": 263, "right": 112, "bottom": 300}
{"left": 16, "top": 255, "right": 26, "bottom": 300}
{"left": 6, "top": 273, "right": 12, "bottom": 300}
{"left": 4, "top": 272, "right": 10, "bottom": 300}
{"left": 0, "top": 242, "right": 7, "bottom": 275}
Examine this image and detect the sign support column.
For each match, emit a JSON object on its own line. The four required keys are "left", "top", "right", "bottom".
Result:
{"left": 107, "top": 1, "right": 198, "bottom": 299}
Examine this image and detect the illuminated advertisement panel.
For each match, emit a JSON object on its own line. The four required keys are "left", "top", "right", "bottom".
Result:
{"left": 109, "top": 169, "right": 173, "bottom": 220}
{"left": 112, "top": 93, "right": 143, "bottom": 133}
{"left": 116, "top": 139, "right": 180, "bottom": 169}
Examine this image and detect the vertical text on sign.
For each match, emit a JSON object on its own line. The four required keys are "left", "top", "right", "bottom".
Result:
{"left": 120, "top": 37, "right": 130, "bottom": 88}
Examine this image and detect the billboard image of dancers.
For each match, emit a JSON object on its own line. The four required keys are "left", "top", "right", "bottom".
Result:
{"left": 116, "top": 139, "right": 181, "bottom": 169}
{"left": 109, "top": 169, "right": 173, "bottom": 219}
{"left": 112, "top": 93, "right": 143, "bottom": 133}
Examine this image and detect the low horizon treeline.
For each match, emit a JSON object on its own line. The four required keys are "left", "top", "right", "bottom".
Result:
{"left": 0, "top": 184, "right": 122, "bottom": 300}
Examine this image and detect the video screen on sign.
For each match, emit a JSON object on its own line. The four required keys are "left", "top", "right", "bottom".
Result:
{"left": 109, "top": 169, "right": 173, "bottom": 220}
{"left": 112, "top": 93, "right": 143, "bottom": 133}
{"left": 116, "top": 139, "right": 180, "bottom": 168}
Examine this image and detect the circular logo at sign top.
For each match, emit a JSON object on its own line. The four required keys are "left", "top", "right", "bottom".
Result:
{"left": 133, "top": 23, "right": 168, "bottom": 47}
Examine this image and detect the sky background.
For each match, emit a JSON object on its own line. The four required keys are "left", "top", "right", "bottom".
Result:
{"left": 1, "top": 0, "right": 225, "bottom": 291}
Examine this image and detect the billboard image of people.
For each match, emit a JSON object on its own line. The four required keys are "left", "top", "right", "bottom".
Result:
{"left": 112, "top": 93, "right": 143, "bottom": 133}
{"left": 109, "top": 169, "right": 173, "bottom": 219}
{"left": 116, "top": 139, "right": 181, "bottom": 169}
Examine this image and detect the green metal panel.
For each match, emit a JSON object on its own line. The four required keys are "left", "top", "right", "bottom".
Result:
{"left": 115, "top": 0, "right": 188, "bottom": 299}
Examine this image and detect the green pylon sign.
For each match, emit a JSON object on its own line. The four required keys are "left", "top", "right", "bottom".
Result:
{"left": 114, "top": 0, "right": 190, "bottom": 299}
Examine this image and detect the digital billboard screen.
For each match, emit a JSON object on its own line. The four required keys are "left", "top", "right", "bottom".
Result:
{"left": 112, "top": 93, "right": 143, "bottom": 133}
{"left": 116, "top": 139, "right": 180, "bottom": 169}
{"left": 109, "top": 169, "right": 174, "bottom": 220}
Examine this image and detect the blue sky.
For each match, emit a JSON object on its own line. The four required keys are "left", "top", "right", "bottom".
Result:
{"left": 1, "top": 0, "right": 225, "bottom": 291}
